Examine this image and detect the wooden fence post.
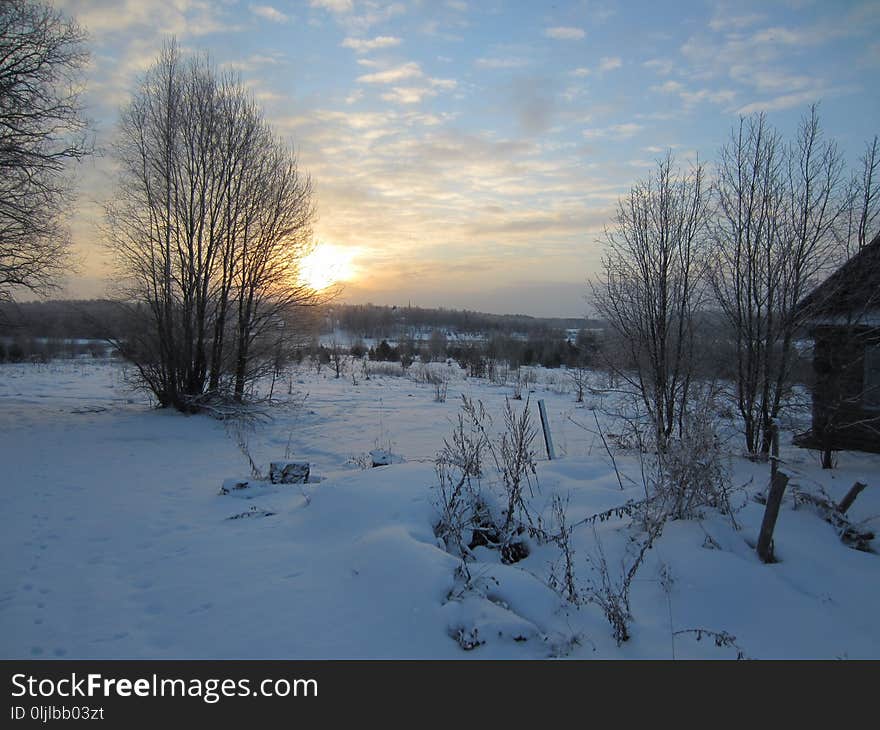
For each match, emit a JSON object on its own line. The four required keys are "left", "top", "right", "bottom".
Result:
{"left": 757, "top": 421, "right": 788, "bottom": 563}
{"left": 538, "top": 399, "right": 555, "bottom": 460}
{"left": 837, "top": 481, "right": 867, "bottom": 515}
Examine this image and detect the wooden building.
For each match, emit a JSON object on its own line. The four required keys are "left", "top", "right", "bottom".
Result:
{"left": 795, "top": 232, "right": 880, "bottom": 456}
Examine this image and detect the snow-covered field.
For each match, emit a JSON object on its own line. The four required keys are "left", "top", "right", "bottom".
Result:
{"left": 1, "top": 359, "right": 878, "bottom": 659}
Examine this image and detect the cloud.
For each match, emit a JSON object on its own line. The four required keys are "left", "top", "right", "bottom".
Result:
{"left": 651, "top": 79, "right": 736, "bottom": 109}
{"left": 736, "top": 91, "right": 821, "bottom": 115}
{"left": 264, "top": 106, "right": 619, "bottom": 306}
{"left": 568, "top": 58, "right": 620, "bottom": 77}
{"left": 708, "top": 11, "right": 765, "bottom": 32}
{"left": 429, "top": 78, "right": 457, "bottom": 90}
{"left": 583, "top": 123, "right": 643, "bottom": 140}
{"left": 309, "top": 0, "right": 353, "bottom": 13}
{"left": 680, "top": 3, "right": 877, "bottom": 97}
{"left": 678, "top": 87, "right": 736, "bottom": 107}
{"left": 53, "top": 0, "right": 242, "bottom": 36}
{"left": 381, "top": 87, "right": 435, "bottom": 105}
{"left": 314, "top": 1, "right": 406, "bottom": 34}
{"left": 249, "top": 4, "right": 289, "bottom": 23}
{"left": 221, "top": 53, "right": 285, "bottom": 73}
{"left": 357, "top": 62, "right": 423, "bottom": 84}
{"left": 544, "top": 26, "right": 585, "bottom": 40}
{"left": 643, "top": 58, "right": 674, "bottom": 75}
{"left": 342, "top": 36, "right": 402, "bottom": 53}
{"left": 379, "top": 77, "right": 456, "bottom": 105}
{"left": 735, "top": 86, "right": 856, "bottom": 115}
{"left": 743, "top": 69, "right": 813, "bottom": 93}
{"left": 355, "top": 61, "right": 455, "bottom": 105}
{"left": 476, "top": 57, "right": 530, "bottom": 69}
{"left": 651, "top": 80, "right": 683, "bottom": 94}
{"left": 676, "top": 6, "right": 875, "bottom": 114}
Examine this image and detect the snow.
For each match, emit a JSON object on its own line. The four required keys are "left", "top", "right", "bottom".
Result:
{"left": 1, "top": 359, "right": 878, "bottom": 659}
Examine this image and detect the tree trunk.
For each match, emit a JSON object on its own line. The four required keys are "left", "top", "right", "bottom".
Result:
{"left": 756, "top": 470, "right": 789, "bottom": 563}
{"left": 837, "top": 481, "right": 867, "bottom": 515}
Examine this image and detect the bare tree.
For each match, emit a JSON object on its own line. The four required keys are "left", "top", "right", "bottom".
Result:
{"left": 842, "top": 135, "right": 879, "bottom": 258}
{"left": 0, "top": 0, "right": 90, "bottom": 302}
{"left": 711, "top": 107, "right": 848, "bottom": 457}
{"left": 328, "top": 339, "right": 345, "bottom": 379}
{"left": 229, "top": 125, "right": 315, "bottom": 400}
{"left": 105, "top": 41, "right": 318, "bottom": 411}
{"left": 592, "top": 152, "right": 710, "bottom": 449}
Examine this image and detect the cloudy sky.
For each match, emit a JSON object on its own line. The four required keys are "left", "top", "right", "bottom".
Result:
{"left": 54, "top": 0, "right": 880, "bottom": 316}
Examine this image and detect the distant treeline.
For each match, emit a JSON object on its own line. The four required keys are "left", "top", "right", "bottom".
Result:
{"left": 306, "top": 328, "right": 601, "bottom": 373}
{"left": 0, "top": 299, "right": 811, "bottom": 385}
{"left": 324, "top": 303, "right": 601, "bottom": 340}
{"left": 0, "top": 300, "right": 128, "bottom": 362}
{"left": 0, "top": 299, "right": 598, "bottom": 342}
{"left": 0, "top": 300, "right": 131, "bottom": 339}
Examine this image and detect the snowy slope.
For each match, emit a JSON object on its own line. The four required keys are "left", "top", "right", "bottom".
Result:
{"left": 1, "top": 360, "right": 878, "bottom": 659}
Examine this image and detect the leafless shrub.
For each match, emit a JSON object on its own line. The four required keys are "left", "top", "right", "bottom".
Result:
{"left": 410, "top": 362, "right": 431, "bottom": 384}
{"left": 367, "top": 361, "right": 407, "bottom": 378}
{"left": 672, "top": 628, "right": 748, "bottom": 660}
{"left": 186, "top": 391, "right": 275, "bottom": 425}
{"left": 449, "top": 626, "right": 484, "bottom": 651}
{"left": 433, "top": 395, "right": 539, "bottom": 565}
{"left": 330, "top": 342, "right": 346, "bottom": 379}
{"left": 587, "top": 387, "right": 739, "bottom": 526}
{"left": 585, "top": 524, "right": 660, "bottom": 645}
{"left": 425, "top": 371, "right": 448, "bottom": 402}
{"left": 433, "top": 404, "right": 488, "bottom": 562}
{"left": 346, "top": 452, "right": 372, "bottom": 470}
{"left": 511, "top": 370, "right": 524, "bottom": 400}
{"left": 490, "top": 363, "right": 509, "bottom": 386}
{"left": 647, "top": 405, "right": 736, "bottom": 523}
{"left": 226, "top": 419, "right": 265, "bottom": 481}
{"left": 567, "top": 366, "right": 591, "bottom": 404}
{"left": 494, "top": 397, "right": 539, "bottom": 544}
{"left": 547, "top": 493, "right": 580, "bottom": 605}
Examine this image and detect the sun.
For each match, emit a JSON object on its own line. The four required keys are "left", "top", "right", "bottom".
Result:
{"left": 299, "top": 243, "right": 356, "bottom": 291}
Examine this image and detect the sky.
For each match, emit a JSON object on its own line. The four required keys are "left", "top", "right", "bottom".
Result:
{"left": 51, "top": 0, "right": 880, "bottom": 317}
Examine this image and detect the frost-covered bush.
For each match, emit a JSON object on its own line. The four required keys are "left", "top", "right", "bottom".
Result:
{"left": 652, "top": 409, "right": 733, "bottom": 521}
{"left": 584, "top": 523, "right": 660, "bottom": 645}
{"left": 432, "top": 375, "right": 448, "bottom": 403}
{"left": 617, "top": 387, "right": 738, "bottom": 528}
{"left": 365, "top": 361, "right": 407, "bottom": 378}
{"left": 432, "top": 395, "right": 539, "bottom": 566}
{"left": 433, "top": 403, "right": 487, "bottom": 564}
{"left": 600, "top": 386, "right": 736, "bottom": 525}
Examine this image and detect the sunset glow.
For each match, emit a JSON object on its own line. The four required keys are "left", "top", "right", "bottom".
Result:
{"left": 48, "top": 0, "right": 880, "bottom": 316}
{"left": 299, "top": 243, "right": 356, "bottom": 291}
